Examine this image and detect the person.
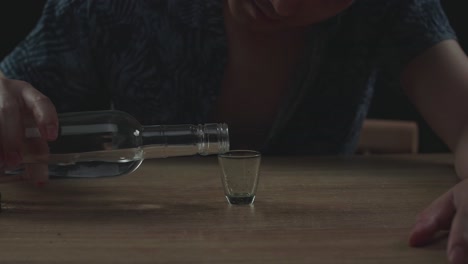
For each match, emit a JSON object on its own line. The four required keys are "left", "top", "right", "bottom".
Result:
{"left": 0, "top": 0, "right": 467, "bottom": 262}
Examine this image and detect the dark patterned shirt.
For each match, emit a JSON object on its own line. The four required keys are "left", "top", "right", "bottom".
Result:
{"left": 0, "top": 0, "right": 456, "bottom": 155}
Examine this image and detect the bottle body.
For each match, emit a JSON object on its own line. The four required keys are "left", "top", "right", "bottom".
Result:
{"left": 10, "top": 110, "right": 229, "bottom": 178}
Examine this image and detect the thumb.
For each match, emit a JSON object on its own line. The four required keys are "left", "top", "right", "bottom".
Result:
{"left": 409, "top": 188, "right": 455, "bottom": 247}
{"left": 23, "top": 137, "right": 50, "bottom": 185}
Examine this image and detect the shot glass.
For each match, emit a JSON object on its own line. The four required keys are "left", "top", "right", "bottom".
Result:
{"left": 218, "top": 150, "right": 261, "bottom": 205}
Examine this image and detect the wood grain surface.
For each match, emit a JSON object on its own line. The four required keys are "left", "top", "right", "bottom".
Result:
{"left": 0, "top": 154, "right": 458, "bottom": 263}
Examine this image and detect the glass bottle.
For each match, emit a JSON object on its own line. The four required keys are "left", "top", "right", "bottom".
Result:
{"left": 11, "top": 110, "right": 229, "bottom": 178}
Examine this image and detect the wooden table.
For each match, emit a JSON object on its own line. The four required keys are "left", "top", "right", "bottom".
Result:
{"left": 0, "top": 154, "right": 458, "bottom": 263}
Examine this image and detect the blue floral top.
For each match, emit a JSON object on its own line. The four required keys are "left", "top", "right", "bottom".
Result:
{"left": 0, "top": 0, "right": 456, "bottom": 155}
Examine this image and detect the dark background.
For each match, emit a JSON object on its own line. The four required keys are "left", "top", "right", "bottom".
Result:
{"left": 0, "top": 1, "right": 466, "bottom": 153}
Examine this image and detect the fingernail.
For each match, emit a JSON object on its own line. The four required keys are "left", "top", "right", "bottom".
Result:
{"left": 47, "top": 125, "right": 58, "bottom": 140}
{"left": 449, "top": 246, "right": 466, "bottom": 264}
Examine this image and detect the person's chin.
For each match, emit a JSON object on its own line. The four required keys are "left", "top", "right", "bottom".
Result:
{"left": 226, "top": 0, "right": 286, "bottom": 31}
{"left": 233, "top": 17, "right": 306, "bottom": 32}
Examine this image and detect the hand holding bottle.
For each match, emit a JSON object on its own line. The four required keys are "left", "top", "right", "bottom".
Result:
{"left": 0, "top": 76, "right": 58, "bottom": 183}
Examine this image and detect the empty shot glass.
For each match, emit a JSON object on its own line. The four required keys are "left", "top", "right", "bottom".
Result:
{"left": 218, "top": 150, "right": 261, "bottom": 205}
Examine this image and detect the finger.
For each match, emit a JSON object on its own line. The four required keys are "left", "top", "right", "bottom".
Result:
{"left": 25, "top": 163, "right": 49, "bottom": 186}
{"left": 447, "top": 184, "right": 468, "bottom": 264}
{"left": 0, "top": 157, "right": 22, "bottom": 183}
{"left": 23, "top": 137, "right": 49, "bottom": 184}
{"left": 447, "top": 209, "right": 468, "bottom": 264}
{"left": 0, "top": 84, "right": 23, "bottom": 167}
{"left": 0, "top": 143, "right": 4, "bottom": 169}
{"left": 18, "top": 83, "right": 58, "bottom": 141}
{"left": 408, "top": 188, "right": 455, "bottom": 247}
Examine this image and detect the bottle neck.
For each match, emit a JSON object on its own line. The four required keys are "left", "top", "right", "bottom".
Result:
{"left": 141, "top": 123, "right": 230, "bottom": 159}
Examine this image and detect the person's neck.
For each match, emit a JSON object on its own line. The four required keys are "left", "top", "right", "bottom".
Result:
{"left": 215, "top": 2, "right": 307, "bottom": 128}
{"left": 223, "top": 2, "right": 306, "bottom": 68}
{"left": 224, "top": 8, "right": 305, "bottom": 82}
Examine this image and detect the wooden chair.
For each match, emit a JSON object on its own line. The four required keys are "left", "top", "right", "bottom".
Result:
{"left": 356, "top": 119, "right": 419, "bottom": 154}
